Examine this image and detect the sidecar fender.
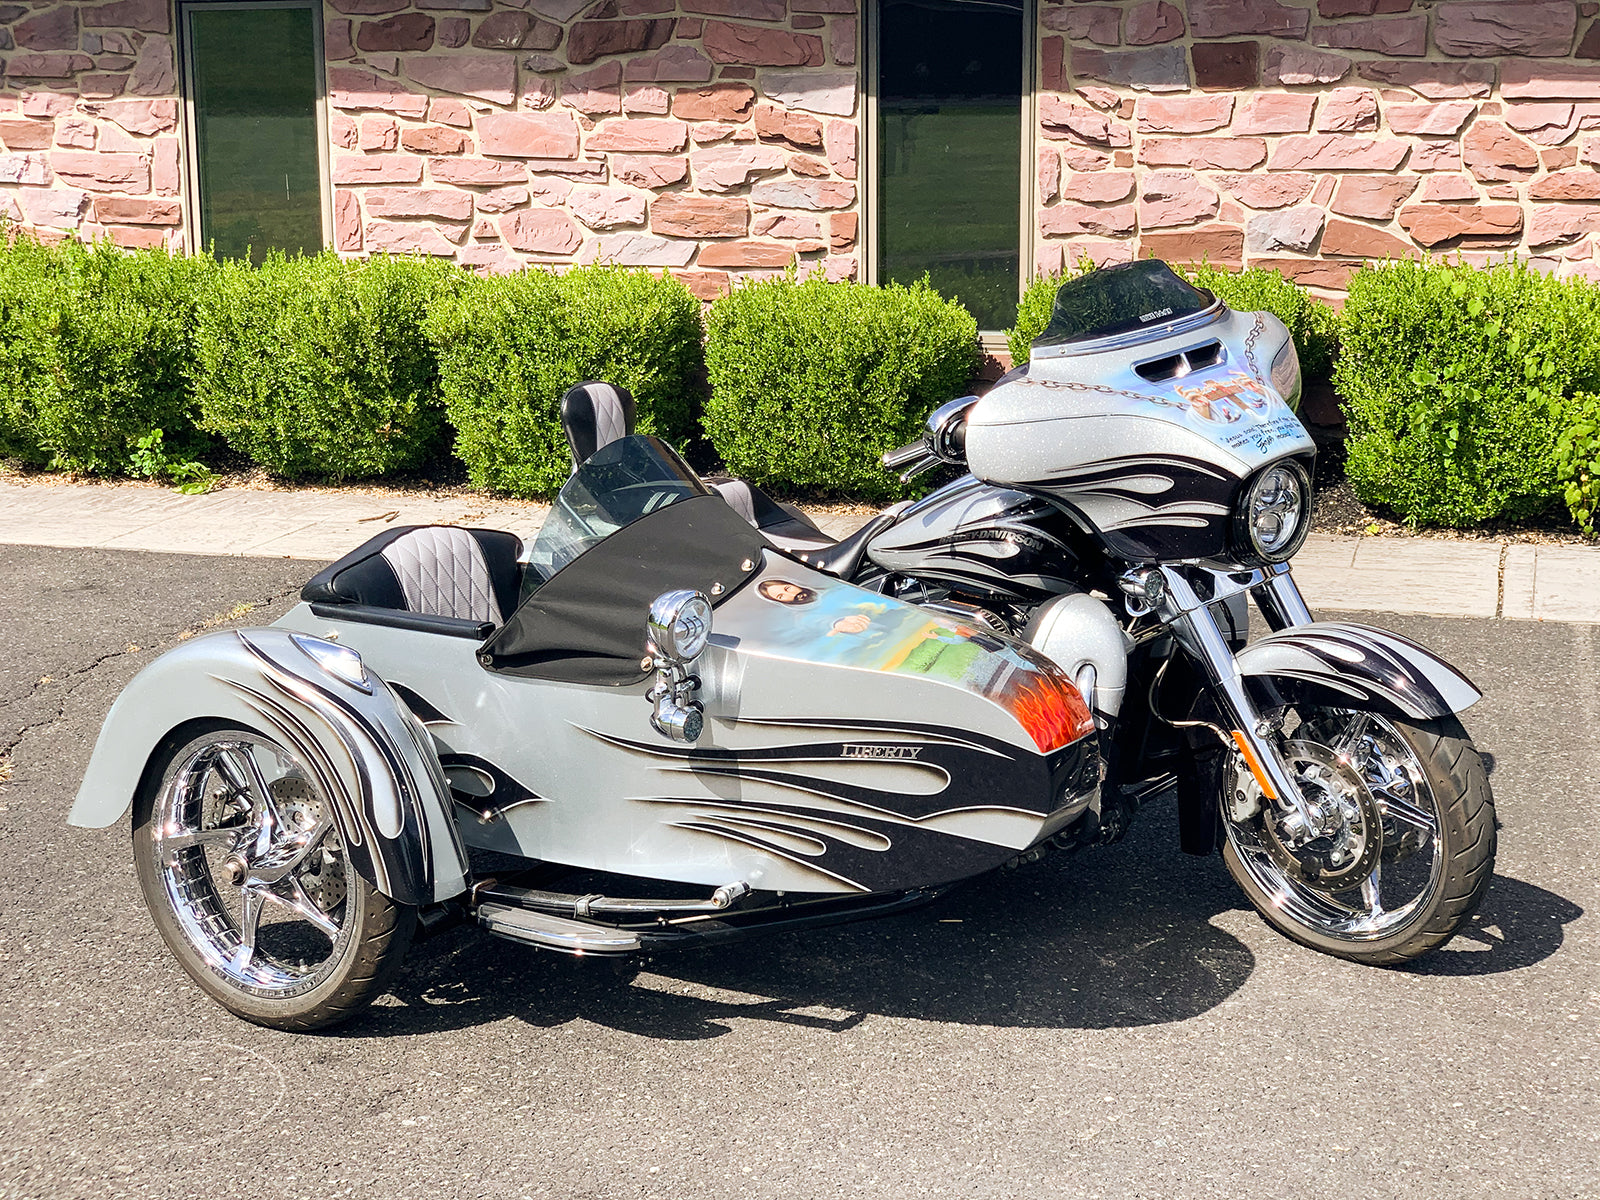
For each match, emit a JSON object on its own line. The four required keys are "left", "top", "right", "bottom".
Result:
{"left": 1235, "top": 621, "right": 1481, "bottom": 721}
{"left": 70, "top": 628, "right": 468, "bottom": 907}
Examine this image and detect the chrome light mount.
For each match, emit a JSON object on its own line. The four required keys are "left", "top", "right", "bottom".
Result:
{"left": 645, "top": 589, "right": 712, "bottom": 742}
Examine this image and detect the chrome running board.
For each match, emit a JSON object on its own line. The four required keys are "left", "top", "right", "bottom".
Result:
{"left": 476, "top": 902, "right": 642, "bottom": 956}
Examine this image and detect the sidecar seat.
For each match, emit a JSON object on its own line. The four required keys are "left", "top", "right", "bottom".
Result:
{"left": 302, "top": 525, "right": 523, "bottom": 629}
{"left": 560, "top": 380, "right": 833, "bottom": 551}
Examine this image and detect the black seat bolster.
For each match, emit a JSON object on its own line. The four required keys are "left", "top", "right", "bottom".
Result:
{"left": 302, "top": 525, "right": 420, "bottom": 607}
{"left": 469, "top": 529, "right": 525, "bottom": 622}
{"left": 788, "top": 508, "right": 905, "bottom": 579}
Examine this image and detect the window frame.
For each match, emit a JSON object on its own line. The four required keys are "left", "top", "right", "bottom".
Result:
{"left": 177, "top": 0, "right": 335, "bottom": 257}
{"left": 862, "top": 0, "right": 1037, "bottom": 341}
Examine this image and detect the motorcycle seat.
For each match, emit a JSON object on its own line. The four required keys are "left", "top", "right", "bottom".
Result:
{"left": 784, "top": 503, "right": 909, "bottom": 578}
{"left": 302, "top": 525, "right": 524, "bottom": 629}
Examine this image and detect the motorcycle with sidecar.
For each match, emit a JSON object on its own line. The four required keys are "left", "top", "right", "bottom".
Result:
{"left": 72, "top": 261, "right": 1495, "bottom": 1031}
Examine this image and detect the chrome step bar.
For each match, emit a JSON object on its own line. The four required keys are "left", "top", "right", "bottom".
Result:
{"left": 476, "top": 902, "right": 642, "bottom": 956}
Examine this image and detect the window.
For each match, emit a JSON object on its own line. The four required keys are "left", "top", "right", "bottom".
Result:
{"left": 181, "top": 0, "right": 330, "bottom": 261}
{"left": 872, "top": 0, "right": 1029, "bottom": 333}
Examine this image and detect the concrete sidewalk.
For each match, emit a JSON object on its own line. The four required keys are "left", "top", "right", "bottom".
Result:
{"left": 3, "top": 477, "right": 1597, "bottom": 622}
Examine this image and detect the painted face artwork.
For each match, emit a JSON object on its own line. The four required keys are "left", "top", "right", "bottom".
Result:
{"left": 745, "top": 574, "right": 1093, "bottom": 752}
{"left": 757, "top": 579, "right": 817, "bottom": 605}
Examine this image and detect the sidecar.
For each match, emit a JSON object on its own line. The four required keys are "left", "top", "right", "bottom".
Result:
{"left": 71, "top": 430, "right": 1100, "bottom": 1030}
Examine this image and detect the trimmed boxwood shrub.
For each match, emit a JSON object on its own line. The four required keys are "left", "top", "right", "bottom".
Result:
{"left": 1336, "top": 259, "right": 1600, "bottom": 526}
{"left": 0, "top": 234, "right": 213, "bottom": 473}
{"left": 1006, "top": 260, "right": 1338, "bottom": 383}
{"left": 426, "top": 264, "right": 703, "bottom": 498}
{"left": 193, "top": 250, "right": 460, "bottom": 481}
{"left": 1557, "top": 391, "right": 1600, "bottom": 535}
{"left": 704, "top": 274, "right": 979, "bottom": 501}
{"left": 1189, "top": 263, "right": 1338, "bottom": 383}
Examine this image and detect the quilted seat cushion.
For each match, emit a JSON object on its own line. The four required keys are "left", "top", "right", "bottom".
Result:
{"left": 302, "top": 525, "right": 523, "bottom": 626}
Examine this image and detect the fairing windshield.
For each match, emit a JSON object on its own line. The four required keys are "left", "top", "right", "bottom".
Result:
{"left": 525, "top": 435, "right": 709, "bottom": 587}
{"left": 1034, "top": 260, "right": 1215, "bottom": 351}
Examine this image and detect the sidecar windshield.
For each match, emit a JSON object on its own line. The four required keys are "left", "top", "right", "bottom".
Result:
{"left": 1034, "top": 259, "right": 1215, "bottom": 352}
{"left": 524, "top": 434, "right": 711, "bottom": 584}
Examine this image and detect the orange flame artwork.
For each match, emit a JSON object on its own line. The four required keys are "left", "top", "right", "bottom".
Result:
{"left": 1001, "top": 672, "right": 1095, "bottom": 753}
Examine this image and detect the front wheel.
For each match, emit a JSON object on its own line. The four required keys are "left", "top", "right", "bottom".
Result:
{"left": 133, "top": 724, "right": 416, "bottom": 1030}
{"left": 1220, "top": 706, "right": 1495, "bottom": 965}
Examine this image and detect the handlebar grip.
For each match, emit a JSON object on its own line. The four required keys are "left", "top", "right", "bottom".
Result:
{"left": 882, "top": 440, "right": 930, "bottom": 469}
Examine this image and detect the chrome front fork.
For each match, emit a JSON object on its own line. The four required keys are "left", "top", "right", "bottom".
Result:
{"left": 1156, "top": 564, "right": 1315, "bottom": 822}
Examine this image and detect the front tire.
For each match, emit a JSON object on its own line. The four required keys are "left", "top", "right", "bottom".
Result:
{"left": 1220, "top": 707, "right": 1495, "bottom": 965}
{"left": 133, "top": 724, "right": 416, "bottom": 1030}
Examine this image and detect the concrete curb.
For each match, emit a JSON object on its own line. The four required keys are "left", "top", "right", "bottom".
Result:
{"left": 3, "top": 478, "right": 1598, "bottom": 623}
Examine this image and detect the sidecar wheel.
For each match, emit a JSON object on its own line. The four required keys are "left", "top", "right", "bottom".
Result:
{"left": 133, "top": 724, "right": 416, "bottom": 1031}
{"left": 1220, "top": 708, "right": 1495, "bottom": 965}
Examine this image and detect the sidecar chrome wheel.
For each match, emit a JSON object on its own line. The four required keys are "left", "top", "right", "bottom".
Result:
{"left": 134, "top": 724, "right": 415, "bottom": 1030}
{"left": 1220, "top": 707, "right": 1495, "bottom": 965}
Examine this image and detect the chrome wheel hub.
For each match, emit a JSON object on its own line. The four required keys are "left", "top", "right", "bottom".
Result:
{"left": 1260, "top": 740, "right": 1383, "bottom": 890}
{"left": 151, "top": 734, "right": 353, "bottom": 998}
{"left": 1225, "top": 709, "right": 1444, "bottom": 942}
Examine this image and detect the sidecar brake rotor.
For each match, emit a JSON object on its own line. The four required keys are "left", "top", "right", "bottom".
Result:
{"left": 277, "top": 778, "right": 347, "bottom": 912}
{"left": 1259, "top": 740, "right": 1382, "bottom": 892}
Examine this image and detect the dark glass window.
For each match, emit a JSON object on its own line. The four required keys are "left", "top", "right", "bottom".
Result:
{"left": 185, "top": 3, "right": 325, "bottom": 262}
{"left": 878, "top": 0, "right": 1024, "bottom": 332}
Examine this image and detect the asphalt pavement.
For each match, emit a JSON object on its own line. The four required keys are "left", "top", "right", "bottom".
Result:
{"left": 0, "top": 543, "right": 1595, "bottom": 1200}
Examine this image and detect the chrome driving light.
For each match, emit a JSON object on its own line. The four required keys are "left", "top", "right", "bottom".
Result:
{"left": 1270, "top": 338, "right": 1303, "bottom": 411}
{"left": 1233, "top": 460, "right": 1311, "bottom": 565}
{"left": 646, "top": 589, "right": 711, "bottom": 743}
{"left": 648, "top": 589, "right": 712, "bottom": 662}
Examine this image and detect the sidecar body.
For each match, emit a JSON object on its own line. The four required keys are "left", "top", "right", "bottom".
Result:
{"left": 71, "top": 435, "right": 1099, "bottom": 1026}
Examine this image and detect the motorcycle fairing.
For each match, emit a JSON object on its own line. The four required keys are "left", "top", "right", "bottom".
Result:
{"left": 964, "top": 309, "right": 1315, "bottom": 562}
{"left": 273, "top": 552, "right": 1099, "bottom": 896}
{"left": 69, "top": 628, "right": 469, "bottom": 907}
{"left": 1235, "top": 622, "right": 1482, "bottom": 720}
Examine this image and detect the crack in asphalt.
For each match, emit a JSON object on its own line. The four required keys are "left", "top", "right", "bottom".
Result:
{"left": 0, "top": 581, "right": 304, "bottom": 764}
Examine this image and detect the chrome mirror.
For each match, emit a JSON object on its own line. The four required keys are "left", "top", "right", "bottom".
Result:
{"left": 924, "top": 395, "right": 980, "bottom": 462}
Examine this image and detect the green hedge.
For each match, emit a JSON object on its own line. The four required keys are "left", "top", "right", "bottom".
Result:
{"left": 1006, "top": 260, "right": 1338, "bottom": 385}
{"left": 704, "top": 274, "right": 978, "bottom": 501}
{"left": 1557, "top": 391, "right": 1600, "bottom": 535}
{"left": 0, "top": 235, "right": 212, "bottom": 473}
{"left": 425, "top": 264, "right": 703, "bottom": 498}
{"left": 1189, "top": 264, "right": 1338, "bottom": 384}
{"left": 1336, "top": 259, "right": 1600, "bottom": 526}
{"left": 193, "top": 251, "right": 460, "bottom": 481}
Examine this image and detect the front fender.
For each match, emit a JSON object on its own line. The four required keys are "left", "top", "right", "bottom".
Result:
{"left": 1235, "top": 621, "right": 1481, "bottom": 721}
{"left": 70, "top": 628, "right": 468, "bottom": 907}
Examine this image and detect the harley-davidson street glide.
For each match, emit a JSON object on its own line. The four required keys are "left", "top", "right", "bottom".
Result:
{"left": 762, "top": 259, "right": 1496, "bottom": 969}
{"left": 69, "top": 261, "right": 1492, "bottom": 1032}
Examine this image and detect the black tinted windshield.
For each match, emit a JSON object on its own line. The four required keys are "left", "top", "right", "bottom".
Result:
{"left": 525, "top": 435, "right": 709, "bottom": 585}
{"left": 1034, "top": 260, "right": 1215, "bottom": 351}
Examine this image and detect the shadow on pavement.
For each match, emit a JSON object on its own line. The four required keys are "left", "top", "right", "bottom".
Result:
{"left": 1404, "top": 873, "right": 1583, "bottom": 977}
{"left": 349, "top": 841, "right": 1259, "bottom": 1040}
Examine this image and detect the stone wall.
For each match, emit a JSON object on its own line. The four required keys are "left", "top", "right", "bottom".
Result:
{"left": 10, "top": 0, "right": 1600, "bottom": 300}
{"left": 323, "top": 0, "right": 859, "bottom": 296}
{"left": 1036, "top": 0, "right": 1600, "bottom": 293}
{"left": 0, "top": 0, "right": 180, "bottom": 249}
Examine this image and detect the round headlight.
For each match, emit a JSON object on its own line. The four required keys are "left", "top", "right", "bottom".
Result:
{"left": 648, "top": 589, "right": 713, "bottom": 662}
{"left": 1233, "top": 460, "right": 1311, "bottom": 565}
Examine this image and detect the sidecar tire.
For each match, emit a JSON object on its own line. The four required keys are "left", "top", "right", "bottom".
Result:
{"left": 1221, "top": 711, "right": 1495, "bottom": 966}
{"left": 132, "top": 722, "right": 417, "bottom": 1031}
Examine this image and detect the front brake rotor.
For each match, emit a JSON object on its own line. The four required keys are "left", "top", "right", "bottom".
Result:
{"left": 1259, "top": 740, "right": 1383, "bottom": 892}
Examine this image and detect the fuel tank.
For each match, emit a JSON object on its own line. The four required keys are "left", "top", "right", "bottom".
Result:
{"left": 865, "top": 474, "right": 1088, "bottom": 603}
